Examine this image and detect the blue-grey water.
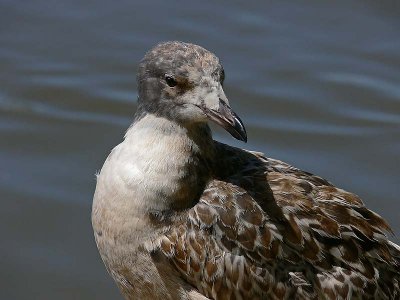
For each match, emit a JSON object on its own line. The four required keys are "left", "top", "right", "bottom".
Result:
{"left": 1, "top": 1, "right": 399, "bottom": 299}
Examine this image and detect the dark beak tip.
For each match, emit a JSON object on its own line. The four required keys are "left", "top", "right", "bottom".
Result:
{"left": 229, "top": 123, "right": 247, "bottom": 143}
{"left": 203, "top": 99, "right": 248, "bottom": 143}
{"left": 233, "top": 115, "right": 247, "bottom": 143}
{"left": 237, "top": 130, "right": 247, "bottom": 143}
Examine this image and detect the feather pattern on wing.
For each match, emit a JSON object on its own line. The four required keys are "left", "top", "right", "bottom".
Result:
{"left": 159, "top": 142, "right": 400, "bottom": 300}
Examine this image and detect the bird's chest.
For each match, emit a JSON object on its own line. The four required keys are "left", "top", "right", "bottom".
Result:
{"left": 115, "top": 134, "right": 209, "bottom": 209}
{"left": 92, "top": 124, "right": 212, "bottom": 279}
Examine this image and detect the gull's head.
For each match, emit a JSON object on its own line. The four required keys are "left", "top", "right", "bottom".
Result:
{"left": 137, "top": 41, "right": 247, "bottom": 142}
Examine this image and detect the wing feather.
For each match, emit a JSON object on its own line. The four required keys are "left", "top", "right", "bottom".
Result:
{"left": 159, "top": 143, "right": 400, "bottom": 299}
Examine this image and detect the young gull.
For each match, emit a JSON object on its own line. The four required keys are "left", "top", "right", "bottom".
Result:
{"left": 92, "top": 41, "right": 400, "bottom": 299}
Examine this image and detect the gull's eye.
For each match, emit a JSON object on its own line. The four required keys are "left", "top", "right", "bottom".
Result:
{"left": 165, "top": 75, "right": 177, "bottom": 87}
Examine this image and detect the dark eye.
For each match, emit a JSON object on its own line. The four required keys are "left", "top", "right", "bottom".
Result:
{"left": 165, "top": 75, "right": 177, "bottom": 87}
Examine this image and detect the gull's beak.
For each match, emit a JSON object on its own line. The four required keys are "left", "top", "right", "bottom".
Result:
{"left": 201, "top": 90, "right": 247, "bottom": 142}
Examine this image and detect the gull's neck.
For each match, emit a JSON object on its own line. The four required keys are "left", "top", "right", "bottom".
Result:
{"left": 99, "top": 112, "right": 214, "bottom": 215}
{"left": 92, "top": 113, "right": 215, "bottom": 291}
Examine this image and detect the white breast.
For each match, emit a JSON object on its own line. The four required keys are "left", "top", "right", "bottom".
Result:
{"left": 94, "top": 114, "right": 203, "bottom": 218}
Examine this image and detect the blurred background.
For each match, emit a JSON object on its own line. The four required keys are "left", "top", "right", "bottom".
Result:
{"left": 1, "top": 0, "right": 399, "bottom": 299}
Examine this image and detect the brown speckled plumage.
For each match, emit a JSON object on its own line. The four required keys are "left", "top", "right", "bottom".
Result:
{"left": 92, "top": 41, "right": 400, "bottom": 300}
{"left": 161, "top": 142, "right": 400, "bottom": 299}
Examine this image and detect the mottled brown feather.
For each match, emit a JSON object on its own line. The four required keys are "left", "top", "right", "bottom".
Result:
{"left": 159, "top": 142, "right": 400, "bottom": 299}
